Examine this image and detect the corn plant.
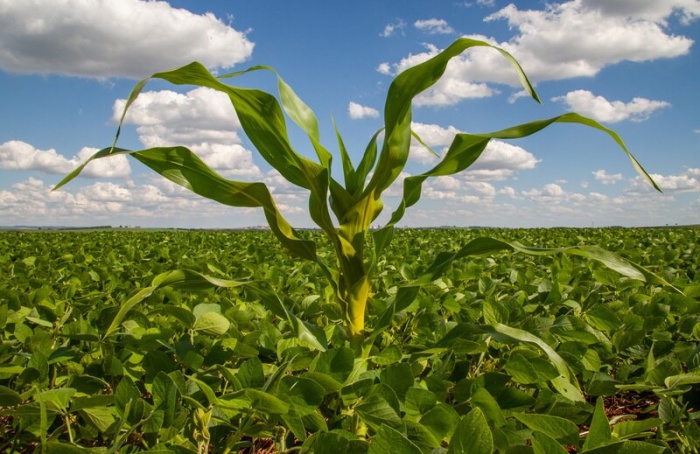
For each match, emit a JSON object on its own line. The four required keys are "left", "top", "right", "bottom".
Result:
{"left": 56, "top": 37, "right": 662, "bottom": 352}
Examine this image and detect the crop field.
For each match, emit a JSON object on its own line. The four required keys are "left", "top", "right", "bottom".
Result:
{"left": 0, "top": 227, "right": 698, "bottom": 453}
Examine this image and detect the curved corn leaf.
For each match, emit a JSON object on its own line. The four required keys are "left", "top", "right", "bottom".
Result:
{"left": 432, "top": 322, "right": 583, "bottom": 402}
{"left": 373, "top": 113, "right": 660, "bottom": 259}
{"left": 57, "top": 146, "right": 317, "bottom": 262}
{"left": 366, "top": 37, "right": 539, "bottom": 199}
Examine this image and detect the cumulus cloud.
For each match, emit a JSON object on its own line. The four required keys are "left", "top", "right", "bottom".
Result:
{"left": 632, "top": 172, "right": 700, "bottom": 193}
{"left": 0, "top": 0, "right": 254, "bottom": 78}
{"left": 593, "top": 169, "right": 624, "bottom": 184}
{"left": 582, "top": 0, "right": 700, "bottom": 25}
{"left": 114, "top": 87, "right": 261, "bottom": 179}
{"left": 0, "top": 176, "right": 256, "bottom": 226}
{"left": 553, "top": 90, "right": 670, "bottom": 122}
{"left": 0, "top": 140, "right": 131, "bottom": 178}
{"left": 348, "top": 102, "right": 380, "bottom": 120}
{"left": 414, "top": 19, "right": 455, "bottom": 35}
{"left": 380, "top": 19, "right": 406, "bottom": 37}
{"left": 379, "top": 0, "right": 695, "bottom": 107}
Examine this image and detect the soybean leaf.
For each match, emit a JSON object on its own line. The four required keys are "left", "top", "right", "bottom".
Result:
{"left": 356, "top": 394, "right": 404, "bottom": 432}
{"left": 245, "top": 388, "right": 290, "bottom": 415}
{"left": 612, "top": 418, "right": 663, "bottom": 440}
{"left": 447, "top": 408, "right": 493, "bottom": 454}
{"left": 532, "top": 431, "right": 570, "bottom": 454}
{"left": 369, "top": 425, "right": 422, "bottom": 454}
{"left": 582, "top": 441, "right": 667, "bottom": 454}
{"left": 512, "top": 412, "right": 580, "bottom": 446}
{"left": 193, "top": 311, "right": 230, "bottom": 336}
{"left": 0, "top": 385, "right": 22, "bottom": 406}
{"left": 583, "top": 397, "right": 612, "bottom": 451}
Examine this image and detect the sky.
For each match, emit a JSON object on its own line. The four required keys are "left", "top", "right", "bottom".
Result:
{"left": 1, "top": 0, "right": 699, "bottom": 229}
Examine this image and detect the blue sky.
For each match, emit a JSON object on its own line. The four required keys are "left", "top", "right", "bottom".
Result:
{"left": 1, "top": 0, "right": 699, "bottom": 228}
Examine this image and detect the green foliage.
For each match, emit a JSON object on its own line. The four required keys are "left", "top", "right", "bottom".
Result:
{"left": 18, "top": 34, "right": 694, "bottom": 453}
{"left": 1, "top": 228, "right": 698, "bottom": 452}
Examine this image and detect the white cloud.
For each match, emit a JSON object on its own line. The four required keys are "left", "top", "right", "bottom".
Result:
{"left": 0, "top": 176, "right": 243, "bottom": 225}
{"left": 433, "top": 176, "right": 461, "bottom": 190}
{"left": 467, "top": 140, "right": 539, "bottom": 180}
{"left": 638, "top": 173, "right": 700, "bottom": 192}
{"left": 582, "top": 0, "right": 700, "bottom": 25}
{"left": 593, "top": 169, "right": 624, "bottom": 184}
{"left": 114, "top": 87, "right": 241, "bottom": 134}
{"left": 522, "top": 183, "right": 573, "bottom": 203}
{"left": 114, "top": 87, "right": 261, "bottom": 179}
{"left": 500, "top": 186, "right": 517, "bottom": 198}
{"left": 0, "top": 140, "right": 131, "bottom": 178}
{"left": 414, "top": 19, "right": 455, "bottom": 35}
{"left": 381, "top": 0, "right": 694, "bottom": 107}
{"left": 380, "top": 19, "right": 406, "bottom": 37}
{"left": 553, "top": 90, "right": 670, "bottom": 122}
{"left": 627, "top": 168, "right": 700, "bottom": 194}
{"left": 348, "top": 102, "right": 380, "bottom": 120}
{"left": 377, "top": 62, "right": 393, "bottom": 75}
{"left": 412, "top": 122, "right": 462, "bottom": 146}
{"left": 0, "top": 0, "right": 254, "bottom": 78}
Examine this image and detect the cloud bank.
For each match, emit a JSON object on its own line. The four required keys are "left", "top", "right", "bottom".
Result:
{"left": 0, "top": 0, "right": 254, "bottom": 78}
{"left": 378, "top": 0, "right": 695, "bottom": 106}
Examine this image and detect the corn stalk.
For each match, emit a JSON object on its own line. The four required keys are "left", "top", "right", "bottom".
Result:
{"left": 55, "top": 37, "right": 660, "bottom": 350}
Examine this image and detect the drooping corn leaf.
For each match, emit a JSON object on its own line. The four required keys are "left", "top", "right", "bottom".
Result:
{"left": 373, "top": 113, "right": 661, "bottom": 259}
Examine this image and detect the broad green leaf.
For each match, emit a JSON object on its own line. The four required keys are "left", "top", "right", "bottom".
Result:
{"left": 471, "top": 387, "right": 506, "bottom": 428}
{"left": 245, "top": 388, "right": 290, "bottom": 415}
{"left": 43, "top": 442, "right": 93, "bottom": 454}
{"left": 80, "top": 406, "right": 116, "bottom": 432}
{"left": 582, "top": 441, "right": 667, "bottom": 454}
{"left": 276, "top": 376, "right": 325, "bottom": 416}
{"left": 612, "top": 418, "right": 663, "bottom": 440}
{"left": 36, "top": 387, "right": 76, "bottom": 411}
{"left": 237, "top": 357, "right": 265, "bottom": 389}
{"left": 583, "top": 397, "right": 611, "bottom": 451}
{"left": 379, "top": 362, "right": 413, "bottom": 400}
{"left": 513, "top": 412, "right": 580, "bottom": 446}
{"left": 405, "top": 420, "right": 441, "bottom": 450}
{"left": 0, "top": 385, "right": 22, "bottom": 406}
{"left": 532, "top": 431, "right": 569, "bottom": 454}
{"left": 664, "top": 370, "right": 700, "bottom": 389}
{"left": 369, "top": 425, "right": 422, "bottom": 454}
{"left": 313, "top": 432, "right": 369, "bottom": 454}
{"left": 114, "top": 376, "right": 140, "bottom": 415}
{"left": 404, "top": 388, "right": 437, "bottom": 420}
{"left": 187, "top": 376, "right": 218, "bottom": 407}
{"left": 281, "top": 411, "right": 307, "bottom": 442}
{"left": 505, "top": 352, "right": 541, "bottom": 384}
{"left": 447, "top": 408, "right": 493, "bottom": 454}
{"left": 152, "top": 372, "right": 178, "bottom": 427}
{"left": 312, "top": 347, "right": 354, "bottom": 383}
{"left": 193, "top": 311, "right": 230, "bottom": 336}
{"left": 356, "top": 394, "right": 404, "bottom": 432}
{"left": 341, "top": 379, "right": 374, "bottom": 407}
{"left": 71, "top": 395, "right": 114, "bottom": 411}
{"left": 420, "top": 403, "right": 460, "bottom": 442}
